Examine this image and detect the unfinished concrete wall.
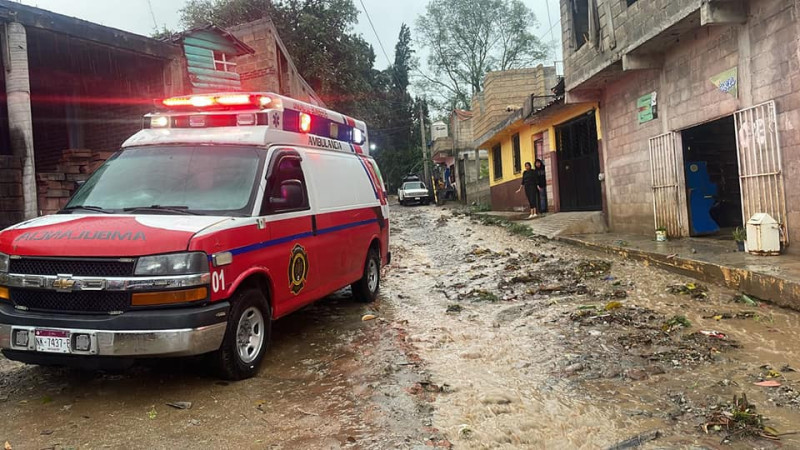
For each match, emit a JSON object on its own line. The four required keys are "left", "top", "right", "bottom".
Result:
{"left": 561, "top": 0, "right": 702, "bottom": 90}
{"left": 229, "top": 18, "right": 323, "bottom": 106}
{"left": 471, "top": 66, "right": 557, "bottom": 144}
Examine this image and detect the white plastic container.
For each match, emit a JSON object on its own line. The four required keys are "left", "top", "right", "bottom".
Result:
{"left": 746, "top": 213, "right": 781, "bottom": 255}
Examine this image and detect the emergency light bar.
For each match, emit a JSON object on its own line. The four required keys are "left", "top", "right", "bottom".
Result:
{"left": 159, "top": 94, "right": 277, "bottom": 110}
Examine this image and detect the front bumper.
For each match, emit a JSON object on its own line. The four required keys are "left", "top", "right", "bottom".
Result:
{"left": 0, "top": 301, "right": 229, "bottom": 357}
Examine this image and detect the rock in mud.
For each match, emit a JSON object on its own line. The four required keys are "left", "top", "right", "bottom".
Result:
{"left": 479, "top": 392, "right": 513, "bottom": 405}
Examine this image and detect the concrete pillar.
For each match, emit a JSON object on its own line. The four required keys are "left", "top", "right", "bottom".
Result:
{"left": 3, "top": 22, "right": 37, "bottom": 220}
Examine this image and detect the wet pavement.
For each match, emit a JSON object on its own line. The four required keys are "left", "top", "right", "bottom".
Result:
{"left": 3, "top": 203, "right": 800, "bottom": 448}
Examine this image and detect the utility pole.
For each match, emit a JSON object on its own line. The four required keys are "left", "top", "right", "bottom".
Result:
{"left": 419, "top": 104, "right": 430, "bottom": 189}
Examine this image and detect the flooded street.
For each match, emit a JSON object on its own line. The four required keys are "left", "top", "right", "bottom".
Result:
{"left": 3, "top": 203, "right": 800, "bottom": 448}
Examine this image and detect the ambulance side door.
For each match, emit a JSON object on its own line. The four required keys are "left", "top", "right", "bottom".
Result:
{"left": 260, "top": 147, "right": 319, "bottom": 316}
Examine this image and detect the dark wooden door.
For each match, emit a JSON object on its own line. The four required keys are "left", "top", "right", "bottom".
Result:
{"left": 556, "top": 111, "right": 602, "bottom": 211}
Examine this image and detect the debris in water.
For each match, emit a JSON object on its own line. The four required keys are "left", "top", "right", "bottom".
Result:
{"left": 460, "top": 289, "right": 499, "bottom": 302}
{"left": 458, "top": 424, "right": 474, "bottom": 439}
{"left": 4, "top": 441, "right": 12, "bottom": 450}
{"left": 781, "top": 364, "right": 797, "bottom": 373}
{"left": 700, "top": 330, "right": 727, "bottom": 339}
{"left": 604, "top": 301, "right": 623, "bottom": 311}
{"left": 702, "top": 311, "right": 757, "bottom": 320}
{"left": 754, "top": 380, "right": 782, "bottom": 387}
{"left": 662, "top": 315, "right": 691, "bottom": 332}
{"left": 702, "top": 394, "right": 779, "bottom": 442}
{"left": 147, "top": 406, "right": 157, "bottom": 420}
{"left": 668, "top": 282, "right": 708, "bottom": 299}
{"left": 446, "top": 304, "right": 463, "bottom": 313}
{"left": 576, "top": 260, "right": 612, "bottom": 278}
{"left": 734, "top": 294, "right": 760, "bottom": 306}
{"left": 361, "top": 314, "right": 377, "bottom": 321}
{"left": 605, "top": 429, "right": 661, "bottom": 450}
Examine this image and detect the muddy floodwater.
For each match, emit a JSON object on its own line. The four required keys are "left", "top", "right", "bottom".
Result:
{"left": 3, "top": 204, "right": 800, "bottom": 449}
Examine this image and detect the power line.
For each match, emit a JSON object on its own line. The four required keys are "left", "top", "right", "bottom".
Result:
{"left": 146, "top": 0, "right": 159, "bottom": 30}
{"left": 544, "top": 0, "right": 556, "bottom": 60}
{"left": 358, "top": 0, "right": 393, "bottom": 68}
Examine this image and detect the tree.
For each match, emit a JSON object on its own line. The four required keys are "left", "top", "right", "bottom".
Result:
{"left": 372, "top": 24, "right": 423, "bottom": 192}
{"left": 415, "top": 0, "right": 548, "bottom": 109}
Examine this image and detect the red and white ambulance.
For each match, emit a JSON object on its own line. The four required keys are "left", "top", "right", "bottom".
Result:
{"left": 0, "top": 92, "right": 389, "bottom": 380}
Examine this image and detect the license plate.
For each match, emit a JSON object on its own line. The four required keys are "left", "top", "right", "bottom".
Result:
{"left": 414, "top": 197, "right": 420, "bottom": 200}
{"left": 35, "top": 329, "right": 70, "bottom": 354}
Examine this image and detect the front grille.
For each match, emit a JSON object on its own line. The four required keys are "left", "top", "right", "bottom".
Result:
{"left": 9, "top": 258, "right": 136, "bottom": 277}
{"left": 9, "top": 288, "right": 130, "bottom": 314}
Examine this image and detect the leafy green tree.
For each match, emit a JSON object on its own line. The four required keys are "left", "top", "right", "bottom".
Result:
{"left": 415, "top": 0, "right": 548, "bottom": 109}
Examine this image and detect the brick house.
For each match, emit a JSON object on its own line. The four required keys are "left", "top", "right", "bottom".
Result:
{"left": 561, "top": 0, "right": 800, "bottom": 250}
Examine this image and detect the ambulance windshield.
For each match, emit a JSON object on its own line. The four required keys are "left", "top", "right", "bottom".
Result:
{"left": 65, "top": 146, "right": 265, "bottom": 216}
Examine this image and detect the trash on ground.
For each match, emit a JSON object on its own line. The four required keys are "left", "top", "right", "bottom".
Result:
{"left": 734, "top": 294, "right": 760, "bottom": 306}
{"left": 668, "top": 282, "right": 708, "bottom": 299}
{"left": 446, "top": 304, "right": 463, "bottom": 313}
{"left": 702, "top": 394, "right": 779, "bottom": 442}
{"left": 604, "top": 301, "right": 623, "bottom": 311}
{"left": 662, "top": 315, "right": 691, "bottom": 332}
{"left": 700, "top": 330, "right": 727, "bottom": 339}
{"left": 361, "top": 314, "right": 377, "bottom": 321}
{"left": 754, "top": 380, "right": 782, "bottom": 387}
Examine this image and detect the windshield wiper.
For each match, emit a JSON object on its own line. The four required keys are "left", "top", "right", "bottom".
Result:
{"left": 60, "top": 205, "right": 112, "bottom": 214}
{"left": 123, "top": 205, "right": 201, "bottom": 216}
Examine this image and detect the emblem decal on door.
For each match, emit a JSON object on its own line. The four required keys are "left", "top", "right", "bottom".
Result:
{"left": 289, "top": 244, "right": 309, "bottom": 295}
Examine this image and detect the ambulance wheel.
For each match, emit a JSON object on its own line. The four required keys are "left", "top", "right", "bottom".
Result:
{"left": 214, "top": 288, "right": 271, "bottom": 380}
{"left": 352, "top": 247, "right": 380, "bottom": 303}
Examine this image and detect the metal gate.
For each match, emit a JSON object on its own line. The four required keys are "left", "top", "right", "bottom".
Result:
{"left": 649, "top": 132, "right": 684, "bottom": 237}
{"left": 734, "top": 101, "right": 788, "bottom": 243}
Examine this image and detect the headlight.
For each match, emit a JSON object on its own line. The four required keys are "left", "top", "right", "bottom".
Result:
{"left": 0, "top": 252, "right": 8, "bottom": 273}
{"left": 135, "top": 252, "right": 208, "bottom": 276}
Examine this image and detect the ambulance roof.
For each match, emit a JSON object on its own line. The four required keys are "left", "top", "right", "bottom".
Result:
{"left": 122, "top": 92, "right": 371, "bottom": 156}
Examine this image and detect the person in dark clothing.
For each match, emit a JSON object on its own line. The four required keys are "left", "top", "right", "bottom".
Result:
{"left": 516, "top": 162, "right": 539, "bottom": 218}
{"left": 534, "top": 159, "right": 547, "bottom": 214}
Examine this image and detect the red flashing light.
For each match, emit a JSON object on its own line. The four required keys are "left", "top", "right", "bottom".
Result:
{"left": 160, "top": 94, "right": 277, "bottom": 110}
{"left": 299, "top": 113, "right": 312, "bottom": 133}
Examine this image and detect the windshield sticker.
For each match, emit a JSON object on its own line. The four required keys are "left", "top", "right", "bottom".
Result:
{"left": 308, "top": 136, "right": 343, "bottom": 151}
{"left": 14, "top": 230, "right": 146, "bottom": 242}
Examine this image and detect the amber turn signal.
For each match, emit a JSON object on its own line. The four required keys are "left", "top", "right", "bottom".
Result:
{"left": 131, "top": 287, "right": 207, "bottom": 306}
{"left": 0, "top": 286, "right": 8, "bottom": 300}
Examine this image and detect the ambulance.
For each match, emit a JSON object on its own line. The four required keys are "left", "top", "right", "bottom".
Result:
{"left": 0, "top": 92, "right": 389, "bottom": 380}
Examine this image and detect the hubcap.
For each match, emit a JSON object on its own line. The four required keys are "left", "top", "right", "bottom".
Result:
{"left": 367, "top": 258, "right": 379, "bottom": 293}
{"left": 236, "top": 306, "right": 265, "bottom": 364}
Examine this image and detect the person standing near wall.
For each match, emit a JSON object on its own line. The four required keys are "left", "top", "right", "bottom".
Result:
{"left": 517, "top": 162, "right": 539, "bottom": 219}
{"left": 534, "top": 158, "right": 547, "bottom": 214}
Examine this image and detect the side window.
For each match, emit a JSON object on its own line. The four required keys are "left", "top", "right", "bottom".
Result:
{"left": 262, "top": 153, "right": 310, "bottom": 215}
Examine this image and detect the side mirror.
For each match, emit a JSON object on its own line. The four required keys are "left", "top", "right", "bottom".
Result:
{"left": 270, "top": 179, "right": 304, "bottom": 210}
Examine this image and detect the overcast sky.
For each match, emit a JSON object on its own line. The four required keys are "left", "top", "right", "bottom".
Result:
{"left": 17, "top": 0, "right": 563, "bottom": 70}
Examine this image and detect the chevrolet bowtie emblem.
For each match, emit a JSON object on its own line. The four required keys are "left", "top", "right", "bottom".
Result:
{"left": 52, "top": 276, "right": 76, "bottom": 291}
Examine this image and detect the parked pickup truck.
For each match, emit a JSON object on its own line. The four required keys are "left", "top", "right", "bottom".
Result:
{"left": 397, "top": 181, "right": 430, "bottom": 206}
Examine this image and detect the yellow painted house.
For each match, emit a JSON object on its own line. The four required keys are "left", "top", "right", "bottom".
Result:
{"left": 478, "top": 80, "right": 604, "bottom": 213}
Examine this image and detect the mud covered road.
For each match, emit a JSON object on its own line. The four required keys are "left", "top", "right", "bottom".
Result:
{"left": 3, "top": 203, "right": 800, "bottom": 449}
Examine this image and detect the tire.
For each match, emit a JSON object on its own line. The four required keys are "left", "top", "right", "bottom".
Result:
{"left": 399, "top": 198, "right": 405, "bottom": 206}
{"left": 213, "top": 288, "right": 271, "bottom": 380}
{"left": 351, "top": 247, "right": 381, "bottom": 303}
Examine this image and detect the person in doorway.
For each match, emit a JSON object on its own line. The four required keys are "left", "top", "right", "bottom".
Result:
{"left": 516, "top": 162, "right": 539, "bottom": 219}
{"left": 534, "top": 158, "right": 548, "bottom": 214}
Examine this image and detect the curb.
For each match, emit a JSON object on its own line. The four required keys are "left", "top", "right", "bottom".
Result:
{"left": 557, "top": 236, "right": 800, "bottom": 312}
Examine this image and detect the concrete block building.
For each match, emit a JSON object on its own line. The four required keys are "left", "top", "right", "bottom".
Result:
{"left": 561, "top": 0, "right": 800, "bottom": 250}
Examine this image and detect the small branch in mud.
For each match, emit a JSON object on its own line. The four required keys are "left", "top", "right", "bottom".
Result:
{"left": 605, "top": 430, "right": 661, "bottom": 450}
{"left": 702, "top": 393, "right": 781, "bottom": 443}
{"left": 295, "top": 406, "right": 320, "bottom": 416}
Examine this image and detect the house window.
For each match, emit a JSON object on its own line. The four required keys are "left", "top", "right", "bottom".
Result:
{"left": 571, "top": 0, "right": 589, "bottom": 50}
{"left": 512, "top": 134, "right": 522, "bottom": 174}
{"left": 492, "top": 144, "right": 503, "bottom": 180}
{"left": 213, "top": 51, "right": 236, "bottom": 72}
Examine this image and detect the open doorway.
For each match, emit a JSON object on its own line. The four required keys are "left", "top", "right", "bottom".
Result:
{"left": 681, "top": 116, "right": 742, "bottom": 237}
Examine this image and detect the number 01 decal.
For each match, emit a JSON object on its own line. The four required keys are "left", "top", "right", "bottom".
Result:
{"left": 212, "top": 270, "right": 225, "bottom": 293}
